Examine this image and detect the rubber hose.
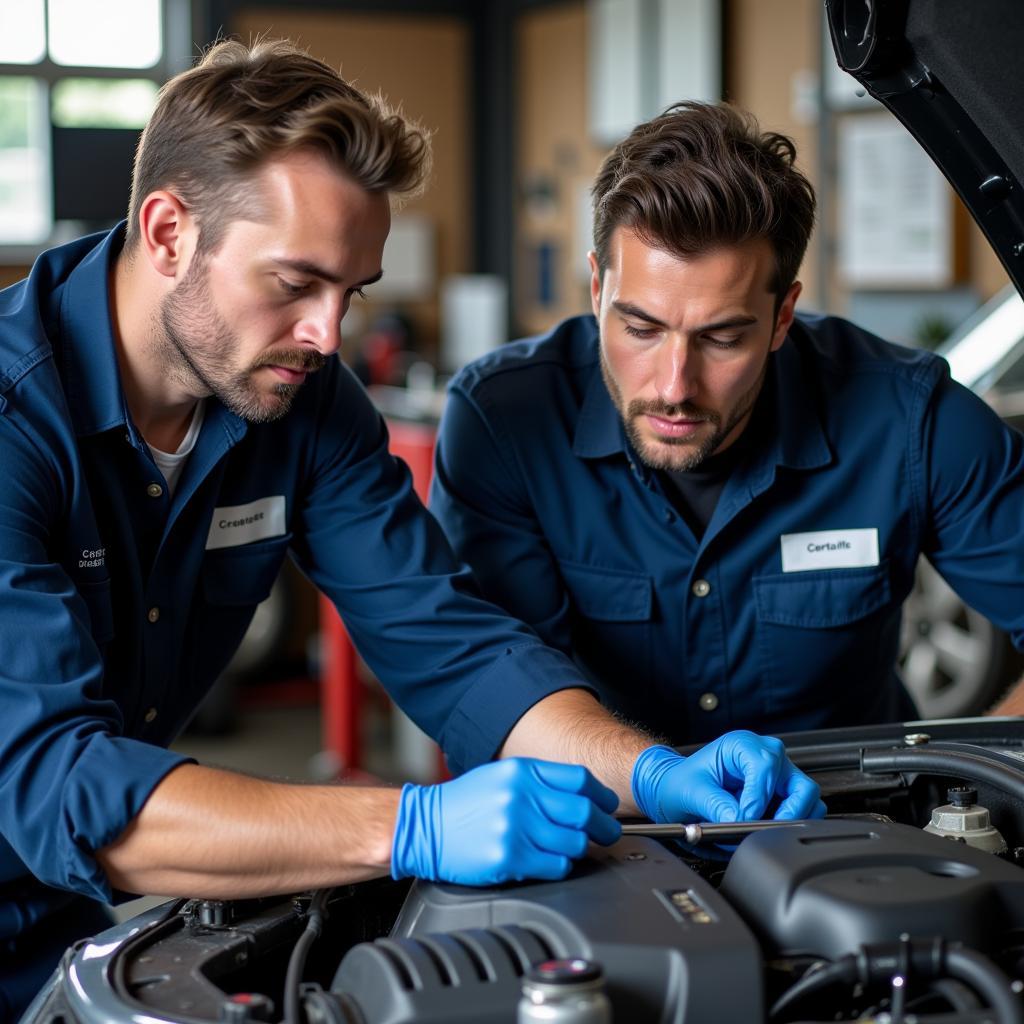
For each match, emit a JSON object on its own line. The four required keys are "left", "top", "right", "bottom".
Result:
{"left": 860, "top": 746, "right": 1024, "bottom": 804}
{"left": 946, "top": 947, "right": 1023, "bottom": 1024}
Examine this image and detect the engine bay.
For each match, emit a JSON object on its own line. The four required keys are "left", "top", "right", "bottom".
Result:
{"left": 25, "top": 720, "right": 1024, "bottom": 1023}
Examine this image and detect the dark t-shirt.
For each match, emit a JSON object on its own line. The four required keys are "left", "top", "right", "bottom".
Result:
{"left": 660, "top": 400, "right": 764, "bottom": 538}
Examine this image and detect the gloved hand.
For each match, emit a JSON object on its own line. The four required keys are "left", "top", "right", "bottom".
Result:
{"left": 631, "top": 731, "right": 826, "bottom": 824}
{"left": 392, "top": 758, "right": 622, "bottom": 886}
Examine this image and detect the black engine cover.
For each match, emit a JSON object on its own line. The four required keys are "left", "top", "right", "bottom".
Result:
{"left": 719, "top": 818, "right": 1024, "bottom": 959}
{"left": 333, "top": 835, "right": 763, "bottom": 1023}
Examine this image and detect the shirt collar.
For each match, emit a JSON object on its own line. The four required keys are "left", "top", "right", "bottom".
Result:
{"left": 571, "top": 317, "right": 630, "bottom": 460}
{"left": 763, "top": 330, "right": 833, "bottom": 472}
{"left": 573, "top": 361, "right": 628, "bottom": 459}
{"left": 571, "top": 315, "right": 833, "bottom": 473}
{"left": 58, "top": 222, "right": 133, "bottom": 438}
{"left": 56, "top": 223, "right": 249, "bottom": 450}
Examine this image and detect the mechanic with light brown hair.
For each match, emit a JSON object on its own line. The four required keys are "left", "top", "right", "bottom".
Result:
{"left": 431, "top": 101, "right": 1024, "bottom": 752}
{"left": 0, "top": 44, "right": 821, "bottom": 1016}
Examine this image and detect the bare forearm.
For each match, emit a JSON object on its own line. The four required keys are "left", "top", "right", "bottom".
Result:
{"left": 499, "top": 687, "right": 660, "bottom": 815}
{"left": 988, "top": 675, "right": 1024, "bottom": 716}
{"left": 97, "top": 763, "right": 399, "bottom": 899}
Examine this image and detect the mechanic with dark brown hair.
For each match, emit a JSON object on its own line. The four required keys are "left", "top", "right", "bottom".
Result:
{"left": 431, "top": 101, "right": 1024, "bottom": 752}
{"left": 0, "top": 47, "right": 822, "bottom": 1017}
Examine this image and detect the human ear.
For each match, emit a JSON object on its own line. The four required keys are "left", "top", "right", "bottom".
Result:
{"left": 136, "top": 191, "right": 197, "bottom": 280}
{"left": 771, "top": 281, "right": 802, "bottom": 351}
{"left": 588, "top": 251, "right": 602, "bottom": 319}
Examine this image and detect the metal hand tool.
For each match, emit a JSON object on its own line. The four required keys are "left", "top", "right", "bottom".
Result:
{"left": 619, "top": 819, "right": 808, "bottom": 844}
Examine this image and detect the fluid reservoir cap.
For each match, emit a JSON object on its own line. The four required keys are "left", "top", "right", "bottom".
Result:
{"left": 528, "top": 959, "right": 604, "bottom": 985}
{"left": 948, "top": 786, "right": 978, "bottom": 808}
{"left": 925, "top": 794, "right": 1008, "bottom": 854}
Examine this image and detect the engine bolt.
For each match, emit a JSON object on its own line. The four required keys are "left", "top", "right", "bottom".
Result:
{"left": 904, "top": 733, "right": 931, "bottom": 746}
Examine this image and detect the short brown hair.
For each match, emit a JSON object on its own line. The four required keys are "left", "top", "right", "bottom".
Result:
{"left": 125, "top": 37, "right": 431, "bottom": 254}
{"left": 592, "top": 101, "right": 815, "bottom": 299}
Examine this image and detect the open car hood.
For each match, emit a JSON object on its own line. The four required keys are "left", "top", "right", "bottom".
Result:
{"left": 825, "top": 0, "right": 1024, "bottom": 299}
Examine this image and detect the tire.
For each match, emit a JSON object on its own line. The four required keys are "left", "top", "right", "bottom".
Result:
{"left": 900, "top": 558, "right": 1022, "bottom": 718}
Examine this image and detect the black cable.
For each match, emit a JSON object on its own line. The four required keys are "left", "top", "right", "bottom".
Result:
{"left": 284, "top": 888, "right": 331, "bottom": 1024}
{"left": 770, "top": 938, "right": 1023, "bottom": 1024}
{"left": 889, "top": 934, "right": 911, "bottom": 1022}
{"left": 946, "top": 947, "right": 1024, "bottom": 1024}
{"left": 110, "top": 898, "right": 191, "bottom": 997}
{"left": 768, "top": 959, "right": 856, "bottom": 1019}
{"left": 925, "top": 977, "right": 982, "bottom": 1012}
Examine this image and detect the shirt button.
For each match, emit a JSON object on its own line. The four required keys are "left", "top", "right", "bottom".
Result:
{"left": 144, "top": 707, "right": 158, "bottom": 723}
{"left": 663, "top": 508, "right": 675, "bottom": 523}
{"left": 146, "top": 482, "right": 164, "bottom": 498}
{"left": 147, "top": 607, "right": 160, "bottom": 623}
{"left": 699, "top": 692, "right": 719, "bottom": 712}
{"left": 692, "top": 579, "right": 711, "bottom": 597}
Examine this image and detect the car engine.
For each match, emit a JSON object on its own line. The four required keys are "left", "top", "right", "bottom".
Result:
{"left": 23, "top": 720, "right": 1024, "bottom": 1023}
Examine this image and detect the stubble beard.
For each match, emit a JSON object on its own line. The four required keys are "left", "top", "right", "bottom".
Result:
{"left": 599, "top": 347, "right": 768, "bottom": 473}
{"left": 158, "top": 254, "right": 325, "bottom": 424}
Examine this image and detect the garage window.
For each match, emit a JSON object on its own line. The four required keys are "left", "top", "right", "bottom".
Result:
{"left": 0, "top": 0, "right": 189, "bottom": 250}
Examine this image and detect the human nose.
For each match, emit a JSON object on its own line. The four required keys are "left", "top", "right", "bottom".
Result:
{"left": 293, "top": 295, "right": 344, "bottom": 356}
{"left": 654, "top": 336, "right": 698, "bottom": 407}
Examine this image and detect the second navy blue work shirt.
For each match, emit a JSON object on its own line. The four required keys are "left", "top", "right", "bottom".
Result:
{"left": 431, "top": 314, "right": 1024, "bottom": 744}
{"left": 0, "top": 228, "right": 588, "bottom": 944}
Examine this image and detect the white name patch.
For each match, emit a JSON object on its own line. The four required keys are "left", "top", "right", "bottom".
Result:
{"left": 780, "top": 528, "right": 879, "bottom": 573}
{"left": 206, "top": 496, "right": 286, "bottom": 550}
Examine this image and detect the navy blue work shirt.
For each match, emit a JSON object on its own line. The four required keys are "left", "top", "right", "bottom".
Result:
{"left": 431, "top": 314, "right": 1024, "bottom": 744}
{"left": 0, "top": 227, "right": 586, "bottom": 942}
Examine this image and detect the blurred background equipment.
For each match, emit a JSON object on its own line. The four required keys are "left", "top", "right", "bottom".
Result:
{"left": 2, "top": 0, "right": 1021, "bottom": 805}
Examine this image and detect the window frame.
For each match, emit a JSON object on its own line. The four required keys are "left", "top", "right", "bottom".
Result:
{"left": 0, "top": 0, "right": 192, "bottom": 263}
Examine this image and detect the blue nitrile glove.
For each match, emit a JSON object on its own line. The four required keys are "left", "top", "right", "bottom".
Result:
{"left": 631, "top": 731, "right": 826, "bottom": 824}
{"left": 391, "top": 758, "right": 622, "bottom": 885}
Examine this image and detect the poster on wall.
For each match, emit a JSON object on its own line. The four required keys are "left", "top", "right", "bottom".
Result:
{"left": 838, "top": 112, "right": 954, "bottom": 288}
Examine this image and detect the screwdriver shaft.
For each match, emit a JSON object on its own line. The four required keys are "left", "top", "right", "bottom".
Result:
{"left": 620, "top": 819, "right": 807, "bottom": 843}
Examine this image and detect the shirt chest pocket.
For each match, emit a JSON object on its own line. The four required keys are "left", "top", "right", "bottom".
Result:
{"left": 753, "top": 563, "right": 891, "bottom": 628}
{"left": 202, "top": 534, "right": 292, "bottom": 607}
{"left": 751, "top": 562, "right": 896, "bottom": 717}
{"left": 559, "top": 560, "right": 653, "bottom": 621}
{"left": 557, "top": 559, "right": 654, "bottom": 711}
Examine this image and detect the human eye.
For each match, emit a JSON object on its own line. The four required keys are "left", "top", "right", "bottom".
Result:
{"left": 623, "top": 322, "right": 659, "bottom": 340}
{"left": 277, "top": 276, "right": 310, "bottom": 297}
{"left": 349, "top": 286, "right": 368, "bottom": 301}
{"left": 704, "top": 332, "right": 744, "bottom": 350}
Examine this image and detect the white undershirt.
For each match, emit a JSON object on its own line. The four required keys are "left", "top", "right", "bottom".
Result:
{"left": 146, "top": 400, "right": 206, "bottom": 498}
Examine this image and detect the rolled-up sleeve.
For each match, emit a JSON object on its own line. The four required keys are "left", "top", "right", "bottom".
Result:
{"left": 289, "top": 364, "right": 591, "bottom": 775}
{"left": 0, "top": 420, "right": 191, "bottom": 903}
